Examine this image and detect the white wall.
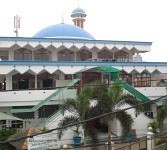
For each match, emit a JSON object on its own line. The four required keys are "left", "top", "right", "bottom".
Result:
{"left": 117, "top": 104, "right": 152, "bottom": 137}
{"left": 135, "top": 87, "right": 167, "bottom": 98}
{"left": 56, "top": 80, "right": 71, "bottom": 87}
{"left": 0, "top": 89, "right": 77, "bottom": 106}
{"left": 46, "top": 111, "right": 78, "bottom": 145}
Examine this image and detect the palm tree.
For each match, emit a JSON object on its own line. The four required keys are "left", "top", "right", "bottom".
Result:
{"left": 57, "top": 85, "right": 95, "bottom": 146}
{"left": 91, "top": 81, "right": 142, "bottom": 150}
{"left": 157, "top": 83, "right": 167, "bottom": 131}
{"left": 157, "top": 103, "right": 167, "bottom": 130}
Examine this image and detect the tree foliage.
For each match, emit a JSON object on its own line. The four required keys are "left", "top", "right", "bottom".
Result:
{"left": 57, "top": 85, "right": 97, "bottom": 145}
{"left": 157, "top": 104, "right": 167, "bottom": 129}
{"left": 58, "top": 81, "right": 143, "bottom": 147}
{"left": 92, "top": 81, "right": 143, "bottom": 139}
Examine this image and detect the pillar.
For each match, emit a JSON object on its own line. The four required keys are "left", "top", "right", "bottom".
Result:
{"left": 147, "top": 127, "right": 154, "bottom": 150}
{"left": 74, "top": 51, "right": 76, "bottom": 61}
{"left": 6, "top": 74, "right": 12, "bottom": 90}
{"left": 8, "top": 50, "right": 14, "bottom": 60}
{"left": 112, "top": 51, "right": 115, "bottom": 60}
{"left": 92, "top": 50, "right": 98, "bottom": 61}
{"left": 53, "top": 51, "right": 58, "bottom": 61}
{"left": 32, "top": 51, "right": 34, "bottom": 60}
{"left": 35, "top": 75, "right": 37, "bottom": 89}
{"left": 51, "top": 50, "right": 58, "bottom": 61}
{"left": 128, "top": 51, "right": 133, "bottom": 61}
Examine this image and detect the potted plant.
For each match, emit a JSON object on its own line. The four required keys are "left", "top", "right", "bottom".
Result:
{"left": 73, "top": 125, "right": 82, "bottom": 145}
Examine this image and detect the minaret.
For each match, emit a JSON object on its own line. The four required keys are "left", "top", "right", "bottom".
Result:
{"left": 71, "top": 7, "right": 86, "bottom": 28}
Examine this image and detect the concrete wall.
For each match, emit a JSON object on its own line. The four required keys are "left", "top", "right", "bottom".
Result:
{"left": 0, "top": 89, "right": 77, "bottom": 107}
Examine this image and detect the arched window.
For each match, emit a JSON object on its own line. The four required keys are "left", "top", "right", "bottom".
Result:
{"left": 119, "top": 71, "right": 132, "bottom": 85}
{"left": 134, "top": 72, "right": 151, "bottom": 87}
{"left": 34, "top": 48, "right": 52, "bottom": 61}
{"left": 97, "top": 50, "right": 113, "bottom": 61}
{"left": 14, "top": 48, "right": 32, "bottom": 60}
{"left": 114, "top": 50, "right": 129, "bottom": 62}
{"left": 58, "top": 49, "right": 74, "bottom": 61}
{"left": 76, "top": 49, "right": 92, "bottom": 61}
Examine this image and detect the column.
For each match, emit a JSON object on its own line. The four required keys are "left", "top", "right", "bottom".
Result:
{"left": 53, "top": 51, "right": 58, "bottom": 61}
{"left": 35, "top": 75, "right": 37, "bottom": 89}
{"left": 128, "top": 51, "right": 133, "bottom": 61}
{"left": 112, "top": 51, "right": 115, "bottom": 60}
{"left": 8, "top": 50, "right": 14, "bottom": 60}
{"left": 92, "top": 49, "right": 98, "bottom": 61}
{"left": 74, "top": 51, "right": 76, "bottom": 61}
{"left": 6, "top": 74, "right": 12, "bottom": 90}
{"left": 32, "top": 51, "right": 34, "bottom": 60}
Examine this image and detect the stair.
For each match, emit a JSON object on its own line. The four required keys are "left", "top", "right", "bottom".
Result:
{"left": 11, "top": 78, "right": 80, "bottom": 113}
{"left": 37, "top": 110, "right": 62, "bottom": 129}
{"left": 117, "top": 80, "right": 151, "bottom": 102}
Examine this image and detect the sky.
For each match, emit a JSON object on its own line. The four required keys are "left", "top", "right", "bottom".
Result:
{"left": 0, "top": 0, "right": 167, "bottom": 62}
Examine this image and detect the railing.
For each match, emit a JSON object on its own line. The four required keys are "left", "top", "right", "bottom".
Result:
{"left": 37, "top": 109, "right": 61, "bottom": 129}
{"left": 10, "top": 78, "right": 80, "bottom": 113}
{"left": 117, "top": 79, "right": 151, "bottom": 102}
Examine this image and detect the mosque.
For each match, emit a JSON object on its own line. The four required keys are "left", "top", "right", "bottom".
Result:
{"left": 0, "top": 6, "right": 167, "bottom": 140}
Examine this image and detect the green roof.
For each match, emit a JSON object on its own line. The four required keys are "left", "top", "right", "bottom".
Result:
{"left": 96, "top": 66, "right": 120, "bottom": 73}
{"left": 0, "top": 112, "right": 23, "bottom": 121}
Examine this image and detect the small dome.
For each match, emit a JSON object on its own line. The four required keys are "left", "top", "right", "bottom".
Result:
{"left": 33, "top": 23, "right": 95, "bottom": 40}
{"left": 71, "top": 7, "right": 86, "bottom": 16}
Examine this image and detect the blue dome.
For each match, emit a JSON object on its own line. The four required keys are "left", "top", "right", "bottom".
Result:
{"left": 72, "top": 7, "right": 86, "bottom": 15}
{"left": 33, "top": 23, "right": 95, "bottom": 40}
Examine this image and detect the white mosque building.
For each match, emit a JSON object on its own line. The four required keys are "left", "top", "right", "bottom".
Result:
{"left": 0, "top": 7, "right": 167, "bottom": 137}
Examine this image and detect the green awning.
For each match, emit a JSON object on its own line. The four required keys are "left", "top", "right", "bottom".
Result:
{"left": 96, "top": 66, "right": 120, "bottom": 73}
{"left": 0, "top": 112, "right": 23, "bottom": 121}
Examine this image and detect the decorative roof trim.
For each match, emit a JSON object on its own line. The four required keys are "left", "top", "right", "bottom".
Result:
{"left": 0, "top": 37, "right": 152, "bottom": 45}
{"left": 0, "top": 61, "right": 166, "bottom": 66}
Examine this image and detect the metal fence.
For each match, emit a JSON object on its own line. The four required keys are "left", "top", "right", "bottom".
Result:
{"left": 60, "top": 136, "right": 147, "bottom": 150}
{"left": 60, "top": 133, "right": 167, "bottom": 150}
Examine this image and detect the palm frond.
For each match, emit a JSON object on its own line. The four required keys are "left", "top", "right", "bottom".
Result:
{"left": 92, "top": 80, "right": 108, "bottom": 99}
{"left": 76, "top": 86, "right": 93, "bottom": 120}
{"left": 116, "top": 111, "right": 134, "bottom": 138}
{"left": 61, "top": 98, "right": 77, "bottom": 115}
{"left": 57, "top": 116, "right": 79, "bottom": 139}
{"left": 117, "top": 94, "right": 144, "bottom": 114}
{"left": 157, "top": 105, "right": 167, "bottom": 128}
{"left": 80, "top": 85, "right": 93, "bottom": 99}
{"left": 108, "top": 82, "right": 123, "bottom": 104}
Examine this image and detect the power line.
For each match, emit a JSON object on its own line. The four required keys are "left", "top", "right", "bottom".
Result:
{"left": 0, "top": 95, "right": 167, "bottom": 144}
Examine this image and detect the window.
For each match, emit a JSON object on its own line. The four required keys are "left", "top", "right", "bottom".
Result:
{"left": 38, "top": 105, "right": 59, "bottom": 118}
{"left": 53, "top": 74, "right": 59, "bottom": 80}
{"left": 97, "top": 50, "right": 113, "bottom": 61}
{"left": 11, "top": 120, "right": 23, "bottom": 128}
{"left": 58, "top": 49, "right": 74, "bottom": 61}
{"left": 13, "top": 106, "right": 34, "bottom": 119}
{"left": 65, "top": 75, "right": 72, "bottom": 80}
{"left": 114, "top": 50, "right": 129, "bottom": 62}
{"left": 34, "top": 48, "right": 51, "bottom": 61}
{"left": 119, "top": 71, "right": 132, "bottom": 85}
{"left": 76, "top": 49, "right": 92, "bottom": 61}
{"left": 14, "top": 48, "right": 32, "bottom": 60}
{"left": 134, "top": 73, "right": 151, "bottom": 87}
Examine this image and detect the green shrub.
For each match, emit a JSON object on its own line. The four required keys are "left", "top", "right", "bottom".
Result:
{"left": 0, "top": 129, "right": 17, "bottom": 150}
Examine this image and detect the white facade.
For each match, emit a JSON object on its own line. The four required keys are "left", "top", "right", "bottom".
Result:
{"left": 0, "top": 7, "right": 167, "bottom": 147}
